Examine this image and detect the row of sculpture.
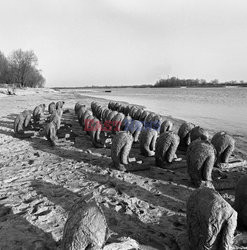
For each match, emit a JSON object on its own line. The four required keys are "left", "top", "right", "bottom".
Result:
{"left": 74, "top": 100, "right": 246, "bottom": 249}
{"left": 14, "top": 101, "right": 65, "bottom": 146}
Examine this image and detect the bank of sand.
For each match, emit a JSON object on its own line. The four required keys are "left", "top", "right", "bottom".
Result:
{"left": 0, "top": 88, "right": 247, "bottom": 249}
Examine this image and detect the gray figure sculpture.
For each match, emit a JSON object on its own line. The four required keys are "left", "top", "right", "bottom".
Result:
{"left": 22, "top": 110, "right": 32, "bottom": 128}
{"left": 33, "top": 104, "right": 45, "bottom": 124}
{"left": 105, "top": 110, "right": 118, "bottom": 131}
{"left": 190, "top": 126, "right": 209, "bottom": 142}
{"left": 77, "top": 106, "right": 87, "bottom": 126}
{"left": 56, "top": 101, "right": 65, "bottom": 109}
{"left": 102, "top": 109, "right": 111, "bottom": 123}
{"left": 111, "top": 131, "right": 133, "bottom": 170}
{"left": 129, "top": 107, "right": 138, "bottom": 118}
{"left": 44, "top": 121, "right": 57, "bottom": 146}
{"left": 108, "top": 101, "right": 115, "bottom": 110}
{"left": 123, "top": 105, "right": 132, "bottom": 116}
{"left": 111, "top": 112, "right": 125, "bottom": 133}
{"left": 155, "top": 131, "right": 180, "bottom": 167}
{"left": 187, "top": 187, "right": 237, "bottom": 250}
{"left": 186, "top": 140, "right": 216, "bottom": 187}
{"left": 62, "top": 198, "right": 108, "bottom": 250}
{"left": 14, "top": 113, "right": 25, "bottom": 134}
{"left": 133, "top": 108, "right": 143, "bottom": 120}
{"left": 87, "top": 117, "right": 104, "bottom": 148}
{"left": 151, "top": 114, "right": 162, "bottom": 131}
{"left": 74, "top": 102, "right": 84, "bottom": 114}
{"left": 160, "top": 120, "right": 173, "bottom": 133}
{"left": 120, "top": 115, "right": 132, "bottom": 131}
{"left": 48, "top": 110, "right": 61, "bottom": 130}
{"left": 139, "top": 110, "right": 149, "bottom": 122}
{"left": 234, "top": 175, "right": 247, "bottom": 228}
{"left": 177, "top": 122, "right": 195, "bottom": 149}
{"left": 144, "top": 112, "right": 155, "bottom": 129}
{"left": 128, "top": 120, "right": 143, "bottom": 142}
{"left": 113, "top": 102, "right": 121, "bottom": 111}
{"left": 140, "top": 128, "right": 158, "bottom": 157}
{"left": 48, "top": 102, "right": 56, "bottom": 114}
{"left": 211, "top": 131, "right": 235, "bottom": 165}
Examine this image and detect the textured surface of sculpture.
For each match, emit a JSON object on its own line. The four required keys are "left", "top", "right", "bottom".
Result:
{"left": 56, "top": 101, "right": 65, "bottom": 109}
{"left": 139, "top": 110, "right": 149, "bottom": 122}
{"left": 144, "top": 112, "right": 155, "bottom": 128}
{"left": 140, "top": 128, "right": 158, "bottom": 156}
{"left": 211, "top": 131, "right": 235, "bottom": 164}
{"left": 48, "top": 102, "right": 56, "bottom": 114}
{"left": 74, "top": 102, "right": 84, "bottom": 114}
{"left": 160, "top": 120, "right": 173, "bottom": 133}
{"left": 113, "top": 102, "right": 121, "bottom": 111}
{"left": 105, "top": 111, "right": 118, "bottom": 131}
{"left": 187, "top": 187, "right": 237, "bottom": 250}
{"left": 62, "top": 198, "right": 108, "bottom": 250}
{"left": 108, "top": 101, "right": 115, "bottom": 110}
{"left": 48, "top": 111, "right": 62, "bottom": 130}
{"left": 56, "top": 107, "right": 63, "bottom": 117}
{"left": 155, "top": 131, "right": 180, "bottom": 167}
{"left": 33, "top": 104, "right": 45, "bottom": 124}
{"left": 44, "top": 121, "right": 57, "bottom": 146}
{"left": 111, "top": 112, "right": 125, "bottom": 132}
{"left": 111, "top": 131, "right": 133, "bottom": 170}
{"left": 133, "top": 108, "right": 142, "bottom": 120}
{"left": 22, "top": 110, "right": 32, "bottom": 128}
{"left": 186, "top": 140, "right": 216, "bottom": 187}
{"left": 88, "top": 117, "right": 104, "bottom": 148}
{"left": 151, "top": 114, "right": 162, "bottom": 130}
{"left": 234, "top": 175, "right": 247, "bottom": 228}
{"left": 14, "top": 113, "right": 25, "bottom": 134}
{"left": 190, "top": 126, "right": 209, "bottom": 142}
{"left": 102, "top": 109, "right": 111, "bottom": 124}
{"left": 178, "top": 122, "right": 195, "bottom": 149}
{"left": 81, "top": 110, "right": 93, "bottom": 130}
{"left": 120, "top": 115, "right": 132, "bottom": 131}
{"left": 129, "top": 107, "right": 138, "bottom": 119}
{"left": 95, "top": 105, "right": 103, "bottom": 120}
{"left": 77, "top": 106, "right": 87, "bottom": 126}
{"left": 123, "top": 105, "right": 132, "bottom": 116}
{"left": 128, "top": 120, "right": 143, "bottom": 142}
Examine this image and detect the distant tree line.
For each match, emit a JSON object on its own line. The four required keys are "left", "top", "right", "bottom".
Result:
{"left": 154, "top": 77, "right": 247, "bottom": 88}
{"left": 0, "top": 49, "right": 45, "bottom": 88}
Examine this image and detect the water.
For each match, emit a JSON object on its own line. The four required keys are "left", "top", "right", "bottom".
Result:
{"left": 66, "top": 87, "right": 247, "bottom": 157}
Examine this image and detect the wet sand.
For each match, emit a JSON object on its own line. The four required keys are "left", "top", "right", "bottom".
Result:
{"left": 0, "top": 88, "right": 247, "bottom": 249}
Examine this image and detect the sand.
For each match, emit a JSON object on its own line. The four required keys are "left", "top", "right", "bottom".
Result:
{"left": 0, "top": 88, "right": 247, "bottom": 249}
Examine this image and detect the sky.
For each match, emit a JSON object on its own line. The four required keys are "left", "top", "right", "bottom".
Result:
{"left": 0, "top": 0, "right": 247, "bottom": 87}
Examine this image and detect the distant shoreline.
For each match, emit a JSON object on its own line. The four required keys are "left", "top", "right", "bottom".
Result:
{"left": 52, "top": 85, "right": 247, "bottom": 90}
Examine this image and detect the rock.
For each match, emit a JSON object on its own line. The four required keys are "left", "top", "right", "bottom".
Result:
{"left": 61, "top": 197, "right": 108, "bottom": 250}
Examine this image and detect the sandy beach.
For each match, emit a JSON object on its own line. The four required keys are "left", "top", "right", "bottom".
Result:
{"left": 0, "top": 88, "right": 247, "bottom": 249}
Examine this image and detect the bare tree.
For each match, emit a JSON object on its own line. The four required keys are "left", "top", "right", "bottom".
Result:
{"left": 0, "top": 51, "right": 9, "bottom": 84}
{"left": 8, "top": 49, "right": 38, "bottom": 87}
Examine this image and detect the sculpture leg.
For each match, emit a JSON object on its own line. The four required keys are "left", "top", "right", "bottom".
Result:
{"left": 120, "top": 144, "right": 129, "bottom": 165}
{"left": 220, "top": 211, "right": 237, "bottom": 250}
{"left": 221, "top": 145, "right": 234, "bottom": 163}
{"left": 202, "top": 156, "right": 213, "bottom": 182}
{"left": 133, "top": 130, "right": 141, "bottom": 142}
{"left": 144, "top": 142, "right": 154, "bottom": 156}
{"left": 166, "top": 143, "right": 176, "bottom": 163}
{"left": 150, "top": 133, "right": 157, "bottom": 152}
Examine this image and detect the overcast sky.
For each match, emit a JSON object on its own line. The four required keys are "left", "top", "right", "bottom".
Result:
{"left": 0, "top": 0, "right": 247, "bottom": 87}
